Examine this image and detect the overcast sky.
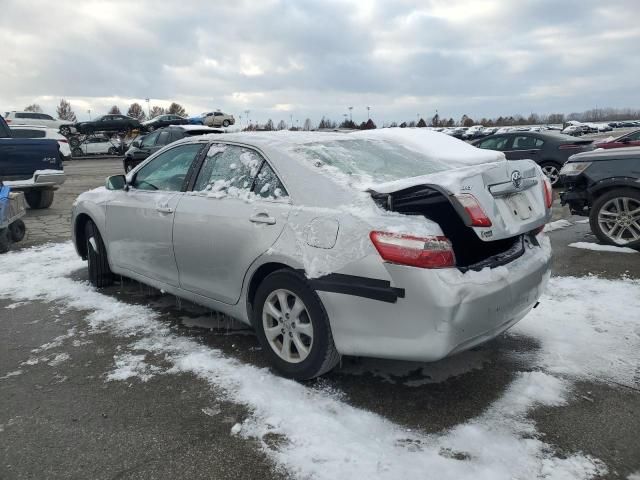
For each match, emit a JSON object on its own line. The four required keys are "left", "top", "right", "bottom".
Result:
{"left": 1, "top": 0, "right": 637, "bottom": 124}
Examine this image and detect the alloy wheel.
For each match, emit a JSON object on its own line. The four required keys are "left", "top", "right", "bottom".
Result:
{"left": 541, "top": 165, "right": 560, "bottom": 185}
{"left": 262, "top": 289, "right": 313, "bottom": 363}
{"left": 597, "top": 197, "right": 640, "bottom": 245}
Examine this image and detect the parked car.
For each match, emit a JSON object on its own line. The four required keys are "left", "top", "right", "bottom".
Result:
{"left": 594, "top": 129, "right": 640, "bottom": 149}
{"left": 123, "top": 125, "right": 223, "bottom": 172}
{"left": 189, "top": 111, "right": 235, "bottom": 127}
{"left": 560, "top": 147, "right": 640, "bottom": 248}
{"left": 0, "top": 116, "right": 64, "bottom": 209}
{"left": 72, "top": 135, "right": 122, "bottom": 157}
{"left": 561, "top": 125, "right": 584, "bottom": 137}
{"left": 9, "top": 125, "right": 72, "bottom": 161}
{"left": 74, "top": 115, "right": 142, "bottom": 135}
{"left": 450, "top": 127, "right": 468, "bottom": 139}
{"left": 72, "top": 129, "right": 552, "bottom": 379}
{"left": 4, "top": 111, "right": 76, "bottom": 135}
{"left": 472, "top": 131, "right": 594, "bottom": 185}
{"left": 462, "top": 125, "right": 485, "bottom": 140}
{"left": 142, "top": 114, "right": 189, "bottom": 132}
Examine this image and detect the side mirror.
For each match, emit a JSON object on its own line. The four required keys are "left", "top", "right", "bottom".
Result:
{"left": 132, "top": 139, "right": 142, "bottom": 148}
{"left": 106, "top": 174, "right": 127, "bottom": 190}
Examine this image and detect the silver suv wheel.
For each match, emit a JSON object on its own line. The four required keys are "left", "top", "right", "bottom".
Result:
{"left": 597, "top": 196, "right": 640, "bottom": 244}
{"left": 262, "top": 289, "right": 314, "bottom": 363}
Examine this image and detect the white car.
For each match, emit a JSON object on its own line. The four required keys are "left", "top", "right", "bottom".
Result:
{"left": 72, "top": 136, "right": 122, "bottom": 157}
{"left": 9, "top": 125, "right": 72, "bottom": 160}
{"left": 4, "top": 111, "right": 75, "bottom": 135}
{"left": 561, "top": 126, "right": 583, "bottom": 136}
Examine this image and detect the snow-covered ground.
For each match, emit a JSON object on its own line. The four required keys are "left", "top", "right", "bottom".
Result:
{"left": 569, "top": 241, "right": 638, "bottom": 254}
{"left": 2, "top": 242, "right": 639, "bottom": 479}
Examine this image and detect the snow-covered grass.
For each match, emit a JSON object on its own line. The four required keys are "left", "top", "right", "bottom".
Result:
{"left": 3, "top": 243, "right": 639, "bottom": 478}
{"left": 569, "top": 242, "right": 637, "bottom": 254}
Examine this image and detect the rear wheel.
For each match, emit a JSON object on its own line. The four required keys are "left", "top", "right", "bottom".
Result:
{"left": 253, "top": 270, "right": 340, "bottom": 380}
{"left": 590, "top": 189, "right": 640, "bottom": 248}
{"left": 69, "top": 137, "right": 81, "bottom": 147}
{"left": 85, "top": 220, "right": 113, "bottom": 287}
{"left": 0, "top": 228, "right": 10, "bottom": 254}
{"left": 9, "top": 219, "right": 26, "bottom": 242}
{"left": 59, "top": 125, "right": 71, "bottom": 136}
{"left": 222, "top": 120, "right": 230, "bottom": 127}
{"left": 72, "top": 147, "right": 83, "bottom": 157}
{"left": 107, "top": 147, "right": 118, "bottom": 155}
{"left": 540, "top": 161, "right": 562, "bottom": 186}
{"left": 24, "top": 190, "right": 54, "bottom": 209}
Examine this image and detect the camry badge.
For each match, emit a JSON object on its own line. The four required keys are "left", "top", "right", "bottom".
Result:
{"left": 511, "top": 170, "right": 522, "bottom": 189}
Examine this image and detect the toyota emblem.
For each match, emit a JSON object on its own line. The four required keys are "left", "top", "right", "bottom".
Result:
{"left": 511, "top": 170, "right": 522, "bottom": 189}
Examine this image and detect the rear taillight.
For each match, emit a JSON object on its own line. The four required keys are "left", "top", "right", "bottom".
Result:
{"left": 543, "top": 178, "right": 553, "bottom": 209}
{"left": 455, "top": 194, "right": 492, "bottom": 227}
{"left": 369, "top": 231, "right": 455, "bottom": 269}
{"left": 59, "top": 139, "right": 68, "bottom": 143}
{"left": 558, "top": 143, "right": 585, "bottom": 150}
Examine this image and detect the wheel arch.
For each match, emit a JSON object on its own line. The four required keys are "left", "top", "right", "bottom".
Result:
{"left": 73, "top": 213, "right": 93, "bottom": 260}
{"left": 588, "top": 178, "right": 640, "bottom": 200}
{"left": 245, "top": 261, "right": 297, "bottom": 326}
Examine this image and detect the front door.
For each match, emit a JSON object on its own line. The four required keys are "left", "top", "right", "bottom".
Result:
{"left": 173, "top": 143, "right": 291, "bottom": 304}
{"left": 106, "top": 142, "right": 205, "bottom": 285}
{"left": 504, "top": 135, "right": 543, "bottom": 161}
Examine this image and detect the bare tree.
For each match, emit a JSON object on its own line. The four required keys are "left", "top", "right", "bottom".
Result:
{"left": 303, "top": 118, "right": 313, "bottom": 131}
{"left": 167, "top": 102, "right": 187, "bottom": 117}
{"left": 108, "top": 105, "right": 122, "bottom": 115}
{"left": 264, "top": 119, "right": 275, "bottom": 131}
{"left": 127, "top": 103, "right": 147, "bottom": 121}
{"left": 24, "top": 103, "right": 43, "bottom": 113}
{"left": 56, "top": 99, "right": 76, "bottom": 121}
{"left": 277, "top": 120, "right": 287, "bottom": 130}
{"left": 149, "top": 106, "right": 166, "bottom": 118}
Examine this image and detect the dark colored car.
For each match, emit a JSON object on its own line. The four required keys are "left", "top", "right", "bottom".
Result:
{"left": 141, "top": 114, "right": 189, "bottom": 132}
{"left": 595, "top": 129, "right": 640, "bottom": 150}
{"left": 75, "top": 115, "right": 142, "bottom": 135}
{"left": 472, "top": 132, "right": 594, "bottom": 186}
{"left": 559, "top": 147, "right": 640, "bottom": 248}
{"left": 123, "top": 125, "right": 223, "bottom": 172}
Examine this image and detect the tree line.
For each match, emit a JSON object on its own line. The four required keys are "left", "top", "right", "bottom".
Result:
{"left": 21, "top": 101, "right": 640, "bottom": 128}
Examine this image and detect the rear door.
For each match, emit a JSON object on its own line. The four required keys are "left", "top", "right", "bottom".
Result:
{"left": 106, "top": 142, "right": 205, "bottom": 285}
{"left": 504, "top": 135, "right": 543, "bottom": 161}
{"left": 173, "top": 143, "right": 291, "bottom": 304}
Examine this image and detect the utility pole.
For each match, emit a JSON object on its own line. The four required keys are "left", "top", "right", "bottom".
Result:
{"left": 145, "top": 98, "right": 150, "bottom": 117}
{"left": 244, "top": 110, "right": 250, "bottom": 126}
{"left": 367, "top": 106, "right": 370, "bottom": 120}
{"left": 87, "top": 109, "right": 91, "bottom": 120}
{"left": 348, "top": 106, "right": 353, "bottom": 122}
{"left": 290, "top": 114, "right": 294, "bottom": 129}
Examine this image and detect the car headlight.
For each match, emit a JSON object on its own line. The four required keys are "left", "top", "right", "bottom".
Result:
{"left": 559, "top": 161, "right": 592, "bottom": 176}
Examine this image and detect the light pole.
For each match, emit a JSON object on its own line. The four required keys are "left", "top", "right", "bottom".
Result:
{"left": 244, "top": 110, "right": 250, "bottom": 126}
{"left": 290, "top": 114, "right": 293, "bottom": 129}
{"left": 145, "top": 98, "right": 150, "bottom": 117}
{"left": 348, "top": 106, "right": 353, "bottom": 122}
{"left": 366, "top": 106, "right": 370, "bottom": 120}
{"left": 87, "top": 109, "right": 91, "bottom": 120}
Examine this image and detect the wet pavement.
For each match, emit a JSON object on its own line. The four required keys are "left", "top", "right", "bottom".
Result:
{"left": 2, "top": 158, "right": 639, "bottom": 479}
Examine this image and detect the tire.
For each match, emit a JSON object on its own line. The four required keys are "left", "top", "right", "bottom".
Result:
{"left": 540, "top": 161, "right": 562, "bottom": 187}
{"left": 69, "top": 137, "right": 81, "bottom": 148}
{"left": 85, "top": 220, "right": 113, "bottom": 287}
{"left": 72, "top": 147, "right": 83, "bottom": 157}
{"left": 0, "top": 228, "right": 10, "bottom": 254}
{"left": 24, "top": 190, "right": 54, "bottom": 209}
{"left": 253, "top": 269, "right": 340, "bottom": 380}
{"left": 589, "top": 188, "right": 640, "bottom": 249}
{"left": 59, "top": 125, "right": 71, "bottom": 136}
{"left": 9, "top": 219, "right": 26, "bottom": 242}
{"left": 222, "top": 120, "right": 230, "bottom": 127}
{"left": 108, "top": 147, "right": 118, "bottom": 155}
{"left": 147, "top": 125, "right": 155, "bottom": 132}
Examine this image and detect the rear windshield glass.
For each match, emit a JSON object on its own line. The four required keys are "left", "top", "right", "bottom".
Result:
{"left": 10, "top": 129, "right": 46, "bottom": 138}
{"left": 294, "top": 139, "right": 449, "bottom": 183}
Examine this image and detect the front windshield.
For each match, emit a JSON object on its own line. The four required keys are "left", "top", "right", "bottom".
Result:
{"left": 294, "top": 139, "right": 450, "bottom": 184}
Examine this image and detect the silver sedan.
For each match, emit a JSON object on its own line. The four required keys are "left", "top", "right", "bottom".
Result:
{"left": 71, "top": 130, "right": 553, "bottom": 379}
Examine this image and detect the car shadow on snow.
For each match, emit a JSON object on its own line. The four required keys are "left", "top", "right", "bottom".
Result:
{"left": 67, "top": 268, "right": 544, "bottom": 433}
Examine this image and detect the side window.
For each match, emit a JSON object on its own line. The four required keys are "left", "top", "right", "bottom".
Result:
{"left": 41, "top": 114, "right": 54, "bottom": 120}
{"left": 193, "top": 144, "right": 263, "bottom": 194}
{"left": 132, "top": 143, "right": 203, "bottom": 192}
{"left": 157, "top": 131, "right": 171, "bottom": 145}
{"left": 512, "top": 136, "right": 541, "bottom": 149}
{"left": 252, "top": 162, "right": 288, "bottom": 199}
{"left": 141, "top": 131, "right": 160, "bottom": 147}
{"left": 479, "top": 136, "right": 509, "bottom": 150}
{"left": 627, "top": 131, "right": 640, "bottom": 141}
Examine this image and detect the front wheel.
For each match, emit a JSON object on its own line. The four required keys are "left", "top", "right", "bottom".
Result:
{"left": 85, "top": 220, "right": 113, "bottom": 287}
{"left": 60, "top": 125, "right": 71, "bottom": 136}
{"left": 540, "top": 162, "right": 562, "bottom": 186}
{"left": 24, "top": 190, "right": 54, "bottom": 209}
{"left": 222, "top": 120, "right": 230, "bottom": 127}
{"left": 72, "top": 147, "right": 83, "bottom": 157}
{"left": 590, "top": 189, "right": 640, "bottom": 248}
{"left": 253, "top": 270, "right": 340, "bottom": 380}
{"left": 107, "top": 147, "right": 118, "bottom": 155}
{"left": 9, "top": 219, "right": 26, "bottom": 243}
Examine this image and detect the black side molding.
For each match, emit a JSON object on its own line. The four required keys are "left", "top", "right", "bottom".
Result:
{"left": 299, "top": 271, "right": 405, "bottom": 304}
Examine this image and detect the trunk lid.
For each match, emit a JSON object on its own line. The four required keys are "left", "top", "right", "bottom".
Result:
{"left": 369, "top": 159, "right": 551, "bottom": 242}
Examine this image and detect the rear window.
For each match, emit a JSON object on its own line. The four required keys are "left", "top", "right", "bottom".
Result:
{"left": 10, "top": 129, "right": 47, "bottom": 138}
{"left": 293, "top": 139, "right": 449, "bottom": 183}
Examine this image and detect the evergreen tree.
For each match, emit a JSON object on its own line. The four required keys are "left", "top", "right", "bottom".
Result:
{"left": 264, "top": 119, "right": 275, "bottom": 131}
{"left": 417, "top": 118, "right": 427, "bottom": 128}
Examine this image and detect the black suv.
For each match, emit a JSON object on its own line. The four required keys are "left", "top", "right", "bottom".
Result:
{"left": 560, "top": 147, "right": 640, "bottom": 249}
{"left": 123, "top": 125, "right": 223, "bottom": 172}
{"left": 473, "top": 132, "right": 594, "bottom": 186}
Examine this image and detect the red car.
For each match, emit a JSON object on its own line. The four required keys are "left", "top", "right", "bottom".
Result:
{"left": 596, "top": 129, "right": 640, "bottom": 149}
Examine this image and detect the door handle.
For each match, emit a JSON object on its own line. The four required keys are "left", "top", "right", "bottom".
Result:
{"left": 156, "top": 206, "right": 173, "bottom": 213}
{"left": 249, "top": 213, "right": 276, "bottom": 225}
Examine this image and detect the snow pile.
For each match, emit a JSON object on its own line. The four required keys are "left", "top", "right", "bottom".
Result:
{"left": 569, "top": 242, "right": 637, "bottom": 254}
{"left": 543, "top": 219, "right": 572, "bottom": 233}
{"left": 4, "top": 243, "right": 636, "bottom": 479}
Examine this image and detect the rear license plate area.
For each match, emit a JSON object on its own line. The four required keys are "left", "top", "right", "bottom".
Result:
{"left": 505, "top": 193, "right": 532, "bottom": 220}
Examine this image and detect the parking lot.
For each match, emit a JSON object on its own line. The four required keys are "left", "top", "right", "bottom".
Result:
{"left": 1, "top": 158, "right": 639, "bottom": 479}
